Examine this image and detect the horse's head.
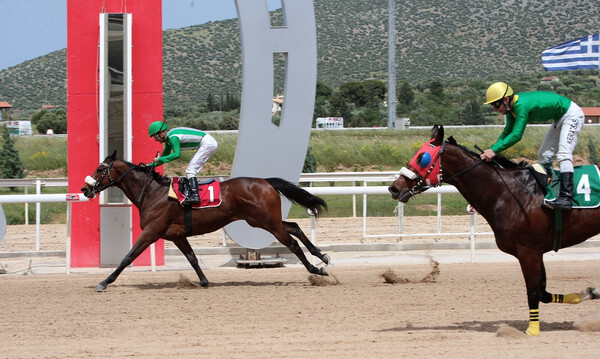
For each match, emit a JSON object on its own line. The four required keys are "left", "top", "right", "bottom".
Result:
{"left": 81, "top": 150, "right": 125, "bottom": 198}
{"left": 388, "top": 125, "right": 445, "bottom": 203}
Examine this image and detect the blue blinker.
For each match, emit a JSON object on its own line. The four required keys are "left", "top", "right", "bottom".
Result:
{"left": 419, "top": 152, "right": 432, "bottom": 168}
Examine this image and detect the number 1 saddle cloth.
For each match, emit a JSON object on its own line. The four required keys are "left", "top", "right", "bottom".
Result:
{"left": 168, "top": 177, "right": 222, "bottom": 208}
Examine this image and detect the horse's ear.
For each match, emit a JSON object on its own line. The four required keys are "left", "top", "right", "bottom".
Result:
{"left": 431, "top": 125, "right": 444, "bottom": 145}
{"left": 109, "top": 150, "right": 117, "bottom": 160}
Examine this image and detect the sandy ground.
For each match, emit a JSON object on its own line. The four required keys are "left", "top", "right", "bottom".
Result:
{"left": 1, "top": 217, "right": 600, "bottom": 358}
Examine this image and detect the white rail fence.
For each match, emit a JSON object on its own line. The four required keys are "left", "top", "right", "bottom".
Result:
{"left": 0, "top": 173, "right": 493, "bottom": 240}
{"left": 0, "top": 174, "right": 493, "bottom": 263}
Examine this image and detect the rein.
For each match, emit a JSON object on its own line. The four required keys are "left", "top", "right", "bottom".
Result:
{"left": 441, "top": 160, "right": 485, "bottom": 183}
{"left": 473, "top": 145, "right": 535, "bottom": 198}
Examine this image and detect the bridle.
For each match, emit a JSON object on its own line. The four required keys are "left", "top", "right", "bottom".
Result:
{"left": 398, "top": 140, "right": 536, "bottom": 202}
{"left": 397, "top": 141, "right": 484, "bottom": 201}
{"left": 84, "top": 160, "right": 137, "bottom": 197}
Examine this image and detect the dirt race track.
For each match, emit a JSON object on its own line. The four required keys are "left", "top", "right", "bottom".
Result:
{"left": 1, "top": 218, "right": 600, "bottom": 358}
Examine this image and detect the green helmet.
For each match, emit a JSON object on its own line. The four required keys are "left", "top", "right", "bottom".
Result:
{"left": 148, "top": 121, "right": 167, "bottom": 137}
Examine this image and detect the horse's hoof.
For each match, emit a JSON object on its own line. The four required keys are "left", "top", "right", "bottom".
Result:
{"left": 586, "top": 287, "right": 600, "bottom": 300}
{"left": 319, "top": 267, "right": 329, "bottom": 276}
{"left": 200, "top": 280, "right": 209, "bottom": 288}
{"left": 95, "top": 284, "right": 107, "bottom": 292}
{"left": 322, "top": 253, "right": 331, "bottom": 265}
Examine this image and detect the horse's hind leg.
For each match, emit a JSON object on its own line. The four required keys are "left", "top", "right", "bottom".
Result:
{"left": 273, "top": 228, "right": 328, "bottom": 276}
{"left": 539, "top": 262, "right": 600, "bottom": 304}
{"left": 173, "top": 237, "right": 209, "bottom": 287}
{"left": 282, "top": 221, "right": 330, "bottom": 265}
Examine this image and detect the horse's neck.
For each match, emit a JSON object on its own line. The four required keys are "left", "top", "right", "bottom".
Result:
{"left": 442, "top": 148, "right": 504, "bottom": 212}
{"left": 114, "top": 168, "right": 155, "bottom": 207}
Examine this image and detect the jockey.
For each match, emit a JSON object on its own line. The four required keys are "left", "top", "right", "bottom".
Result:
{"left": 148, "top": 121, "right": 218, "bottom": 205}
{"left": 481, "top": 82, "right": 584, "bottom": 210}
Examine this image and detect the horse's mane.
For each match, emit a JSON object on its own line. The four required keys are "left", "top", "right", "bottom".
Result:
{"left": 118, "top": 159, "right": 172, "bottom": 186}
{"left": 446, "top": 136, "right": 529, "bottom": 169}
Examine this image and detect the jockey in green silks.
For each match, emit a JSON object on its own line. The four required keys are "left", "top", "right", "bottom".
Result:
{"left": 148, "top": 121, "right": 218, "bottom": 205}
{"left": 481, "top": 82, "right": 584, "bottom": 211}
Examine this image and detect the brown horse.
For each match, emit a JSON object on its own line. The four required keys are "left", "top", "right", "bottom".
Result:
{"left": 388, "top": 125, "right": 599, "bottom": 336}
{"left": 81, "top": 151, "right": 330, "bottom": 291}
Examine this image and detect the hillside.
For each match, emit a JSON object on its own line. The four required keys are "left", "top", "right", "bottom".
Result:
{"left": 2, "top": 0, "right": 600, "bottom": 114}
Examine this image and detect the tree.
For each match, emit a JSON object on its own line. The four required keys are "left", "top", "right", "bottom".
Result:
{"left": 461, "top": 99, "right": 485, "bottom": 125}
{"left": 206, "top": 92, "right": 216, "bottom": 112}
{"left": 0, "top": 126, "right": 25, "bottom": 182}
{"left": 397, "top": 81, "right": 414, "bottom": 106}
{"left": 302, "top": 146, "right": 317, "bottom": 173}
{"left": 30, "top": 110, "right": 48, "bottom": 125}
{"left": 316, "top": 81, "right": 333, "bottom": 99}
{"left": 36, "top": 111, "right": 67, "bottom": 134}
{"left": 428, "top": 80, "right": 445, "bottom": 99}
{"left": 219, "top": 113, "right": 239, "bottom": 130}
{"left": 363, "top": 79, "right": 386, "bottom": 107}
{"left": 340, "top": 81, "right": 369, "bottom": 107}
{"left": 329, "top": 91, "right": 352, "bottom": 122}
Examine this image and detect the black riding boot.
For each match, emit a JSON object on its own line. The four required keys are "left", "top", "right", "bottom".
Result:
{"left": 182, "top": 177, "right": 200, "bottom": 205}
{"left": 544, "top": 172, "right": 574, "bottom": 210}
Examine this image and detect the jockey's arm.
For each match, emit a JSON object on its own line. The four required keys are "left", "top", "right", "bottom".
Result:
{"left": 155, "top": 137, "right": 182, "bottom": 165}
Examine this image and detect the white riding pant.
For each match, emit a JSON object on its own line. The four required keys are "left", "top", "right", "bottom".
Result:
{"left": 538, "top": 101, "right": 584, "bottom": 173}
{"left": 186, "top": 133, "right": 218, "bottom": 178}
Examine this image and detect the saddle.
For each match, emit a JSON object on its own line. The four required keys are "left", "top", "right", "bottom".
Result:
{"left": 542, "top": 165, "right": 600, "bottom": 209}
{"left": 168, "top": 177, "right": 222, "bottom": 208}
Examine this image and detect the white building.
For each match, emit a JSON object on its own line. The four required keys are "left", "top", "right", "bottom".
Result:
{"left": 316, "top": 117, "right": 344, "bottom": 129}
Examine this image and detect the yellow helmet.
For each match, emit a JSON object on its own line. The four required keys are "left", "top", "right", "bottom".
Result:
{"left": 484, "top": 82, "right": 513, "bottom": 104}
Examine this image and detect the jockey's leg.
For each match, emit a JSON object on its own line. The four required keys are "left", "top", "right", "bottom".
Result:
{"left": 183, "top": 176, "right": 200, "bottom": 204}
{"left": 182, "top": 135, "right": 217, "bottom": 205}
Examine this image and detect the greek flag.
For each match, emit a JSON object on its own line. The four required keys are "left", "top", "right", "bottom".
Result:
{"left": 541, "top": 33, "right": 599, "bottom": 71}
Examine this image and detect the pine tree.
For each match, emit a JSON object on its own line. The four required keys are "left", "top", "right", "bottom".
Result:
{"left": 0, "top": 125, "right": 26, "bottom": 181}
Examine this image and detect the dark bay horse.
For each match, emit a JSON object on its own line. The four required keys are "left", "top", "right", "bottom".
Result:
{"left": 388, "top": 125, "right": 599, "bottom": 336}
{"left": 81, "top": 151, "right": 330, "bottom": 291}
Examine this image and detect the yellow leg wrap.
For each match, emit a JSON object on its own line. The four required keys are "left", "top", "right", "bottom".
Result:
{"left": 526, "top": 309, "right": 540, "bottom": 336}
{"left": 551, "top": 293, "right": 581, "bottom": 304}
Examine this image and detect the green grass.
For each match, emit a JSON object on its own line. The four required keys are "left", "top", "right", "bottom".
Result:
{"left": 13, "top": 136, "right": 68, "bottom": 174}
{"left": 0, "top": 186, "right": 68, "bottom": 224}
{"left": 288, "top": 188, "right": 469, "bottom": 219}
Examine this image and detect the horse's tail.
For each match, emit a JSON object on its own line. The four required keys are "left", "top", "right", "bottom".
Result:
{"left": 266, "top": 177, "right": 327, "bottom": 218}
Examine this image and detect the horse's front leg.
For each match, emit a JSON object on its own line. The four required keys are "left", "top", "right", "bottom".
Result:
{"left": 96, "top": 231, "right": 158, "bottom": 291}
{"left": 516, "top": 247, "right": 545, "bottom": 336}
{"left": 172, "top": 237, "right": 209, "bottom": 287}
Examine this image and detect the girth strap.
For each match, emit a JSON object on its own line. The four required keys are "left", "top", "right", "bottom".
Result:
{"left": 184, "top": 204, "right": 193, "bottom": 237}
{"left": 553, "top": 209, "right": 562, "bottom": 252}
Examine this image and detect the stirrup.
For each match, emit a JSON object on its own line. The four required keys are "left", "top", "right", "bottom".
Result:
{"left": 542, "top": 199, "right": 554, "bottom": 209}
{"left": 182, "top": 196, "right": 200, "bottom": 205}
{"left": 547, "top": 197, "right": 572, "bottom": 211}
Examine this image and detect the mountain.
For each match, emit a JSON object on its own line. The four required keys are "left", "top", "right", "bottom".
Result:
{"left": 2, "top": 0, "right": 600, "bottom": 115}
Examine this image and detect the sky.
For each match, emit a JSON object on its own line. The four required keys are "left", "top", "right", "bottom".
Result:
{"left": 0, "top": 0, "right": 282, "bottom": 71}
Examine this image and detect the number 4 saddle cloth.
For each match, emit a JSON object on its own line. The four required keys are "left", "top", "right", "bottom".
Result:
{"left": 168, "top": 177, "right": 223, "bottom": 208}
{"left": 544, "top": 165, "right": 600, "bottom": 209}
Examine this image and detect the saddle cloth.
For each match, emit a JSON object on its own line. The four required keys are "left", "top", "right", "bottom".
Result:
{"left": 544, "top": 165, "right": 600, "bottom": 208}
{"left": 168, "top": 177, "right": 222, "bottom": 208}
